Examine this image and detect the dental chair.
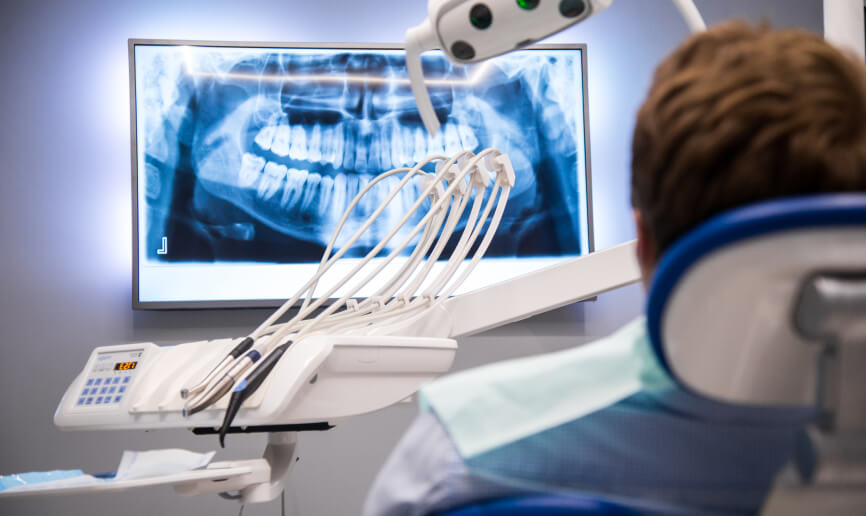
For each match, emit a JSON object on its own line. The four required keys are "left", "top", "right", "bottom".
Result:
{"left": 440, "top": 193, "right": 866, "bottom": 516}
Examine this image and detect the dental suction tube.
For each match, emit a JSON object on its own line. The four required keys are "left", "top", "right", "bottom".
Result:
{"left": 177, "top": 150, "right": 515, "bottom": 424}
{"left": 405, "top": 0, "right": 705, "bottom": 134}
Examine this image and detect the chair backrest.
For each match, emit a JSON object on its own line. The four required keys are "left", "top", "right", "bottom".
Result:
{"left": 646, "top": 194, "right": 866, "bottom": 515}
{"left": 646, "top": 194, "right": 866, "bottom": 415}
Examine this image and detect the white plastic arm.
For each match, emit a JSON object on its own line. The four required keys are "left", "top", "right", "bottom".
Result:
{"left": 405, "top": 20, "right": 442, "bottom": 134}
{"left": 444, "top": 240, "right": 641, "bottom": 337}
{"left": 671, "top": 0, "right": 706, "bottom": 33}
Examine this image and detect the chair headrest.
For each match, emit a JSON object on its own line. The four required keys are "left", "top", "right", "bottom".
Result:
{"left": 646, "top": 194, "right": 866, "bottom": 408}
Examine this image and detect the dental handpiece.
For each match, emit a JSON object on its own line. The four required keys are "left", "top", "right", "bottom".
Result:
{"left": 181, "top": 337, "right": 254, "bottom": 400}
{"left": 183, "top": 349, "right": 261, "bottom": 417}
{"left": 218, "top": 341, "right": 292, "bottom": 447}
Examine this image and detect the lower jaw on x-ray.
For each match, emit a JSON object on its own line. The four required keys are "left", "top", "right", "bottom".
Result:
{"left": 133, "top": 43, "right": 590, "bottom": 305}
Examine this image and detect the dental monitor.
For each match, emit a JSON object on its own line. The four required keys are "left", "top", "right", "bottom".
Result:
{"left": 130, "top": 40, "right": 593, "bottom": 308}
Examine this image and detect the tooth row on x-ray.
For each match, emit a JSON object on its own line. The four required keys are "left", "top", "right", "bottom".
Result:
{"left": 253, "top": 121, "right": 478, "bottom": 170}
{"left": 242, "top": 121, "right": 478, "bottom": 211}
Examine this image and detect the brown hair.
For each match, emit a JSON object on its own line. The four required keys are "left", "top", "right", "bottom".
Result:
{"left": 631, "top": 21, "right": 866, "bottom": 256}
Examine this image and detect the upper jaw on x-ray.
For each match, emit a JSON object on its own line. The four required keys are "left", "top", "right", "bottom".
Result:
{"left": 141, "top": 47, "right": 584, "bottom": 261}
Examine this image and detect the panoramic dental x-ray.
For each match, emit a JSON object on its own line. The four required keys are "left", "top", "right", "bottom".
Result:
{"left": 139, "top": 46, "right": 586, "bottom": 266}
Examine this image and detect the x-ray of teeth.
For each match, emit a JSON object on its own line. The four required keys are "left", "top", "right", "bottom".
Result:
{"left": 134, "top": 44, "right": 588, "bottom": 266}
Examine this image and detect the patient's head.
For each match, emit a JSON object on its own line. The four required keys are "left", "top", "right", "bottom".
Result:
{"left": 630, "top": 21, "right": 866, "bottom": 279}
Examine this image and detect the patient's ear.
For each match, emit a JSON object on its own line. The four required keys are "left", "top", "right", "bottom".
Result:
{"left": 633, "top": 210, "right": 657, "bottom": 284}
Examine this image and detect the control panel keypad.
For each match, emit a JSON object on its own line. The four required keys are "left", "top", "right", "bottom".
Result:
{"left": 77, "top": 348, "right": 142, "bottom": 409}
{"left": 80, "top": 372, "right": 134, "bottom": 406}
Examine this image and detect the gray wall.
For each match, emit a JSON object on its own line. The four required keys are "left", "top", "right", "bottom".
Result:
{"left": 0, "top": 1, "right": 821, "bottom": 515}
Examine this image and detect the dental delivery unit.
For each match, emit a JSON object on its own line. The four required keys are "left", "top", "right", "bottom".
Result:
{"left": 13, "top": 148, "right": 640, "bottom": 503}
{"left": 2, "top": 148, "right": 639, "bottom": 504}
{"left": 0, "top": 0, "right": 712, "bottom": 506}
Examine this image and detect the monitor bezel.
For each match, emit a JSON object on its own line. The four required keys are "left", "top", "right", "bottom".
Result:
{"left": 129, "top": 39, "right": 594, "bottom": 310}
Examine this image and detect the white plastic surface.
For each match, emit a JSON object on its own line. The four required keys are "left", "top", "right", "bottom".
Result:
{"left": 445, "top": 241, "right": 640, "bottom": 337}
{"left": 670, "top": 0, "right": 706, "bottom": 32}
{"left": 662, "top": 228, "right": 866, "bottom": 406}
{"left": 54, "top": 241, "right": 640, "bottom": 431}
{"left": 0, "top": 460, "right": 264, "bottom": 499}
{"left": 405, "top": 0, "right": 704, "bottom": 132}
{"left": 55, "top": 335, "right": 456, "bottom": 430}
{"left": 434, "top": 0, "right": 612, "bottom": 64}
{"left": 824, "top": 0, "right": 866, "bottom": 60}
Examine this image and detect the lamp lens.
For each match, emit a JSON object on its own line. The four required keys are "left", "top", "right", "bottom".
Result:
{"left": 470, "top": 4, "right": 493, "bottom": 29}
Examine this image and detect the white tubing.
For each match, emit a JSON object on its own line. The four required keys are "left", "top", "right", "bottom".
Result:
{"left": 670, "top": 0, "right": 706, "bottom": 33}
{"left": 302, "top": 180, "right": 452, "bottom": 330}
{"left": 255, "top": 159, "right": 453, "bottom": 340}
{"left": 425, "top": 184, "right": 497, "bottom": 297}
{"left": 284, "top": 152, "right": 490, "bottom": 345}
{"left": 299, "top": 165, "right": 432, "bottom": 312}
{"left": 260, "top": 153, "right": 467, "bottom": 349}
{"left": 249, "top": 159, "right": 439, "bottom": 341}
{"left": 397, "top": 176, "right": 479, "bottom": 298}
{"left": 323, "top": 165, "right": 509, "bottom": 334}
{"left": 182, "top": 148, "right": 513, "bottom": 405}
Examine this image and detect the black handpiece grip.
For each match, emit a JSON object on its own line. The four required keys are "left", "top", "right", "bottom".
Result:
{"left": 240, "top": 343, "right": 290, "bottom": 396}
{"left": 218, "top": 342, "right": 292, "bottom": 447}
{"left": 229, "top": 336, "right": 255, "bottom": 358}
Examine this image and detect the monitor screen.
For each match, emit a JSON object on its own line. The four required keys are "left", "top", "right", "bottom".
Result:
{"left": 131, "top": 40, "right": 593, "bottom": 308}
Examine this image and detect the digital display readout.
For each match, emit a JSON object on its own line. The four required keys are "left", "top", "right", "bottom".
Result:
{"left": 114, "top": 361, "right": 138, "bottom": 371}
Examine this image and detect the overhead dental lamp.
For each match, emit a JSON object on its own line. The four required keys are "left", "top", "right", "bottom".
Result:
{"left": 406, "top": 0, "right": 706, "bottom": 133}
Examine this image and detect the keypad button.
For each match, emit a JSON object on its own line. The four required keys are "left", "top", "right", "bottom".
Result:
{"left": 118, "top": 386, "right": 126, "bottom": 394}
{"left": 86, "top": 379, "right": 94, "bottom": 386}
{"left": 77, "top": 398, "right": 85, "bottom": 405}
{"left": 108, "top": 387, "right": 116, "bottom": 394}
{"left": 123, "top": 377, "right": 131, "bottom": 384}
{"left": 114, "top": 396, "right": 123, "bottom": 403}
{"left": 96, "top": 396, "right": 104, "bottom": 404}
{"left": 94, "top": 378, "right": 102, "bottom": 385}
{"left": 86, "top": 398, "right": 94, "bottom": 405}
{"left": 113, "top": 377, "right": 121, "bottom": 385}
{"left": 100, "top": 387, "right": 108, "bottom": 394}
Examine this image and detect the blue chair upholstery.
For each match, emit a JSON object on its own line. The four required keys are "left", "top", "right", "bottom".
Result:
{"left": 437, "top": 194, "right": 866, "bottom": 516}
{"left": 437, "top": 494, "right": 639, "bottom": 515}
